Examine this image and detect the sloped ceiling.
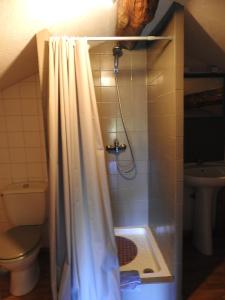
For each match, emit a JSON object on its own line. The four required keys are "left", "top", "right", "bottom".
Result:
{"left": 185, "top": 0, "right": 225, "bottom": 72}
{"left": 0, "top": 0, "right": 117, "bottom": 90}
{"left": 1, "top": 0, "right": 186, "bottom": 90}
{"left": 142, "top": 0, "right": 185, "bottom": 35}
{"left": 1, "top": 0, "right": 225, "bottom": 90}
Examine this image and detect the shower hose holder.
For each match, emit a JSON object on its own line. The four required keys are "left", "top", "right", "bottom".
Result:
{"left": 106, "top": 139, "right": 126, "bottom": 153}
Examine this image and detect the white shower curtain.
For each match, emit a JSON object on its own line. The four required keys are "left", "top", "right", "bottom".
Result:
{"left": 48, "top": 37, "right": 121, "bottom": 300}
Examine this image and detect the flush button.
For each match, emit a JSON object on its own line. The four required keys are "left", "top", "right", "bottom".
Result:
{"left": 23, "top": 183, "right": 29, "bottom": 188}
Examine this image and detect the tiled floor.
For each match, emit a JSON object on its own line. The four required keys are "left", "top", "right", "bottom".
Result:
{"left": 183, "top": 234, "right": 225, "bottom": 300}
{"left": 0, "top": 236, "right": 138, "bottom": 300}
{"left": 0, "top": 251, "right": 52, "bottom": 300}
{"left": 2, "top": 235, "right": 225, "bottom": 300}
{"left": 0, "top": 238, "right": 137, "bottom": 300}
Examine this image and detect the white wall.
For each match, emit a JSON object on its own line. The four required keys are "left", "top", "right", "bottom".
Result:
{"left": 185, "top": 0, "right": 225, "bottom": 72}
{"left": 0, "top": 0, "right": 117, "bottom": 89}
{"left": 0, "top": 75, "right": 47, "bottom": 232}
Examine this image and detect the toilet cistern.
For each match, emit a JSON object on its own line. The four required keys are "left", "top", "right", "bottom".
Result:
{"left": 184, "top": 162, "right": 225, "bottom": 255}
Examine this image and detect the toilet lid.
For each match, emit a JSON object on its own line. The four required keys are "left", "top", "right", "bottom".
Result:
{"left": 0, "top": 225, "right": 41, "bottom": 260}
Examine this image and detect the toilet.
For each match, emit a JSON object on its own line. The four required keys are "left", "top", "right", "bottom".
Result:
{"left": 0, "top": 182, "right": 47, "bottom": 296}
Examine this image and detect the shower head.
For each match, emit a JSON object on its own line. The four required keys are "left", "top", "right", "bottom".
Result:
{"left": 113, "top": 46, "right": 123, "bottom": 74}
{"left": 113, "top": 46, "right": 123, "bottom": 58}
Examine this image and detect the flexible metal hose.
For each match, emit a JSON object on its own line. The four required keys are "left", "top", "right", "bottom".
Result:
{"left": 114, "top": 73, "right": 136, "bottom": 175}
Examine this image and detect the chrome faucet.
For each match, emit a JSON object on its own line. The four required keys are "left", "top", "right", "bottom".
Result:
{"left": 106, "top": 139, "right": 126, "bottom": 153}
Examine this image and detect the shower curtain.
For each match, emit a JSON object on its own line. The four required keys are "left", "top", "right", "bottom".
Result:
{"left": 48, "top": 37, "right": 121, "bottom": 300}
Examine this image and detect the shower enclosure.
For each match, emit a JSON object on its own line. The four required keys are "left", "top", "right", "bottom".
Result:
{"left": 36, "top": 7, "right": 183, "bottom": 300}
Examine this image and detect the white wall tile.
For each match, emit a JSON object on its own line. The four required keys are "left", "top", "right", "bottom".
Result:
{"left": 6, "top": 116, "right": 23, "bottom": 131}
{"left": 25, "top": 147, "right": 43, "bottom": 162}
{"left": 131, "top": 131, "right": 148, "bottom": 161}
{"left": 90, "top": 44, "right": 149, "bottom": 228}
{"left": 116, "top": 117, "right": 134, "bottom": 132}
{"left": 100, "top": 118, "right": 116, "bottom": 133}
{"left": 0, "top": 149, "right": 10, "bottom": 163}
{"left": 42, "top": 163, "right": 48, "bottom": 180}
{"left": 9, "top": 148, "right": 26, "bottom": 163}
{"left": 117, "top": 70, "right": 132, "bottom": 86}
{"left": 90, "top": 54, "right": 100, "bottom": 70}
{"left": 101, "top": 87, "right": 117, "bottom": 101}
{"left": 107, "top": 160, "right": 118, "bottom": 175}
{"left": 24, "top": 132, "right": 41, "bottom": 147}
{"left": 4, "top": 99, "right": 21, "bottom": 115}
{"left": 0, "top": 74, "right": 48, "bottom": 232}
{"left": 0, "top": 133, "right": 8, "bottom": 148}
{"left": 27, "top": 162, "right": 43, "bottom": 179}
{"left": 2, "top": 84, "right": 20, "bottom": 99}
{"left": 22, "top": 75, "right": 38, "bottom": 83}
{"left": 0, "top": 117, "right": 6, "bottom": 131}
{"left": 108, "top": 174, "right": 118, "bottom": 191}
{"left": 92, "top": 71, "right": 101, "bottom": 86}
{"left": 0, "top": 100, "right": 5, "bottom": 115}
{"left": 21, "top": 99, "right": 38, "bottom": 115}
{"left": 8, "top": 132, "right": 24, "bottom": 147}
{"left": 94, "top": 87, "right": 101, "bottom": 101}
{"left": 101, "top": 71, "right": 115, "bottom": 86}
{"left": 100, "top": 54, "right": 114, "bottom": 70}
{"left": 38, "top": 115, "right": 45, "bottom": 132}
{"left": 0, "top": 164, "right": 11, "bottom": 179}
{"left": 11, "top": 163, "right": 28, "bottom": 181}
{"left": 119, "top": 53, "right": 131, "bottom": 70}
{"left": 89, "top": 42, "right": 115, "bottom": 54}
{"left": 131, "top": 51, "right": 147, "bottom": 70}
{"left": 20, "top": 83, "right": 38, "bottom": 98}
{"left": 132, "top": 70, "right": 147, "bottom": 85}
{"left": 97, "top": 103, "right": 118, "bottom": 118}
{"left": 112, "top": 197, "right": 148, "bottom": 226}
{"left": 22, "top": 116, "right": 40, "bottom": 131}
{"left": 102, "top": 132, "right": 117, "bottom": 146}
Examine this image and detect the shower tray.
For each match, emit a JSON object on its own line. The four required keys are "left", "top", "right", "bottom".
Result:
{"left": 114, "top": 226, "right": 172, "bottom": 283}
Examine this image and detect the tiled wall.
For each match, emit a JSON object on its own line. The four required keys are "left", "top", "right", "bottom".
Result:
{"left": 147, "top": 8, "right": 184, "bottom": 300}
{"left": 0, "top": 75, "right": 47, "bottom": 232}
{"left": 89, "top": 9, "right": 184, "bottom": 299}
{"left": 90, "top": 42, "right": 149, "bottom": 227}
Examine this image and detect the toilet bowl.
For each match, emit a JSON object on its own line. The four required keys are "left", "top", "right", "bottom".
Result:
{"left": 0, "top": 225, "right": 41, "bottom": 296}
{"left": 0, "top": 182, "right": 47, "bottom": 296}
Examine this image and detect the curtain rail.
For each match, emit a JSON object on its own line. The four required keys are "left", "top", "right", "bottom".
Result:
{"left": 86, "top": 36, "right": 172, "bottom": 41}
{"left": 51, "top": 36, "right": 172, "bottom": 41}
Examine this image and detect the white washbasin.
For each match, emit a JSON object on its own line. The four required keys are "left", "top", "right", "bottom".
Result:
{"left": 184, "top": 161, "right": 225, "bottom": 255}
{"left": 184, "top": 162, "right": 225, "bottom": 187}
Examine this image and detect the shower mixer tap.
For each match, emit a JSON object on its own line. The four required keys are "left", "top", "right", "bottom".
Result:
{"left": 106, "top": 139, "right": 126, "bottom": 153}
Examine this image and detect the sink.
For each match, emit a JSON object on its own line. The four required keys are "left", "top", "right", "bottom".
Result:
{"left": 184, "top": 162, "right": 225, "bottom": 187}
{"left": 184, "top": 162, "right": 225, "bottom": 255}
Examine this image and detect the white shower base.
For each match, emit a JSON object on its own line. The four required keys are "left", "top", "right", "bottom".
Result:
{"left": 114, "top": 226, "right": 172, "bottom": 283}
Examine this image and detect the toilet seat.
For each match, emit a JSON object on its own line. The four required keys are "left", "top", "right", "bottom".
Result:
{"left": 0, "top": 225, "right": 41, "bottom": 261}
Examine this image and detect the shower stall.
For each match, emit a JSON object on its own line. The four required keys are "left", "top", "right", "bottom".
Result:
{"left": 36, "top": 6, "right": 183, "bottom": 300}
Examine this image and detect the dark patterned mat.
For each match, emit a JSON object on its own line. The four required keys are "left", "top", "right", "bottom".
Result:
{"left": 116, "top": 236, "right": 138, "bottom": 266}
